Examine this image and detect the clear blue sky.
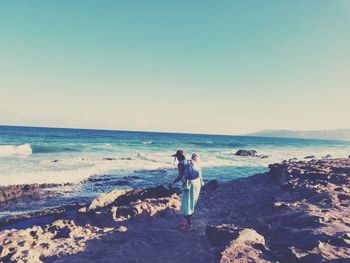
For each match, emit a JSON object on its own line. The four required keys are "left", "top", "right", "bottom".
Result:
{"left": 1, "top": 1, "right": 349, "bottom": 134}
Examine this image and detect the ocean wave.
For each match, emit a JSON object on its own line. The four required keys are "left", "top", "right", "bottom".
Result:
{"left": 142, "top": 141, "right": 153, "bottom": 145}
{"left": 0, "top": 144, "right": 32, "bottom": 157}
{"left": 188, "top": 141, "right": 245, "bottom": 148}
{"left": 31, "top": 145, "right": 81, "bottom": 154}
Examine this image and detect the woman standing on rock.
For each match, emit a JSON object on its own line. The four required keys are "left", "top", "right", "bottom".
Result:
{"left": 170, "top": 150, "right": 203, "bottom": 230}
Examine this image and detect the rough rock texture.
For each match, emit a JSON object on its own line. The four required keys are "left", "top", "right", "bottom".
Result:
{"left": 0, "top": 219, "right": 113, "bottom": 263}
{"left": 266, "top": 158, "right": 350, "bottom": 262}
{"left": 0, "top": 185, "right": 184, "bottom": 263}
{"left": 1, "top": 159, "right": 350, "bottom": 262}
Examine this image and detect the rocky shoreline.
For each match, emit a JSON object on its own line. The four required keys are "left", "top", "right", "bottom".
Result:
{"left": 0, "top": 183, "right": 73, "bottom": 210}
{"left": 0, "top": 158, "right": 349, "bottom": 262}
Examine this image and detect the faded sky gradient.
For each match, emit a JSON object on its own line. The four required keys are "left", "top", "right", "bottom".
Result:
{"left": 1, "top": 1, "right": 350, "bottom": 134}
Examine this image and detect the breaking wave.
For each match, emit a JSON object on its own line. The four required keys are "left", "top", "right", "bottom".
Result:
{"left": 0, "top": 144, "right": 32, "bottom": 157}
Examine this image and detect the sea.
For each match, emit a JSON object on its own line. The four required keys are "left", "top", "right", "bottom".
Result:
{"left": 1, "top": 125, "right": 349, "bottom": 218}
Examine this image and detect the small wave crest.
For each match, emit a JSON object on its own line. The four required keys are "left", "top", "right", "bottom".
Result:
{"left": 142, "top": 141, "right": 153, "bottom": 145}
{"left": 189, "top": 141, "right": 244, "bottom": 148}
{"left": 31, "top": 145, "right": 81, "bottom": 154}
{"left": 0, "top": 144, "right": 33, "bottom": 157}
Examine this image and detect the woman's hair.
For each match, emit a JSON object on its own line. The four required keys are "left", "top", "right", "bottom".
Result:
{"left": 173, "top": 150, "right": 186, "bottom": 161}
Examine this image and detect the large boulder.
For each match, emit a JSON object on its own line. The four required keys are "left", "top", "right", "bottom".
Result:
{"left": 235, "top": 150, "right": 257, "bottom": 157}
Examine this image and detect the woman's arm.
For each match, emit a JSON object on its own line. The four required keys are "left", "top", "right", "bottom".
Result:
{"left": 172, "top": 164, "right": 184, "bottom": 184}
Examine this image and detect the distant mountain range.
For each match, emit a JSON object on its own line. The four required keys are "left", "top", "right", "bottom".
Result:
{"left": 248, "top": 129, "right": 350, "bottom": 141}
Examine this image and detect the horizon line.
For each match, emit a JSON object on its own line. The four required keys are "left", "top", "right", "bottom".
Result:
{"left": 1, "top": 124, "right": 348, "bottom": 142}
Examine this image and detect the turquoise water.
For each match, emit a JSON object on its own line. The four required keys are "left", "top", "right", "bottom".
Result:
{"left": 0, "top": 125, "right": 349, "bottom": 216}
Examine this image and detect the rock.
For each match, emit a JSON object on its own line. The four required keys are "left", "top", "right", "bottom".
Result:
{"left": 324, "top": 154, "right": 332, "bottom": 159}
{"left": 235, "top": 150, "right": 257, "bottom": 157}
{"left": 206, "top": 224, "right": 265, "bottom": 248}
{"left": 257, "top": 154, "right": 269, "bottom": 159}
{"left": 116, "top": 226, "right": 128, "bottom": 232}
{"left": 87, "top": 176, "right": 113, "bottom": 183}
{"left": 88, "top": 185, "right": 180, "bottom": 211}
{"left": 115, "top": 180, "right": 130, "bottom": 186}
{"left": 88, "top": 189, "right": 128, "bottom": 211}
{"left": 304, "top": 155, "right": 316, "bottom": 159}
{"left": 102, "top": 157, "right": 116, "bottom": 161}
{"left": 328, "top": 233, "right": 350, "bottom": 247}
{"left": 0, "top": 183, "right": 63, "bottom": 208}
{"left": 338, "top": 193, "right": 350, "bottom": 201}
{"left": 202, "top": 180, "right": 219, "bottom": 191}
{"left": 123, "top": 176, "right": 142, "bottom": 180}
{"left": 206, "top": 224, "right": 241, "bottom": 247}
{"left": 206, "top": 224, "right": 273, "bottom": 262}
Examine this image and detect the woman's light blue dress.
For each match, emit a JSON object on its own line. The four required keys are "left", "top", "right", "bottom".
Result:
{"left": 181, "top": 176, "right": 202, "bottom": 216}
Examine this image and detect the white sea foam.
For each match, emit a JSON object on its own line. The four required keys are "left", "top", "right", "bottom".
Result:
{"left": 0, "top": 145, "right": 349, "bottom": 186}
{"left": 0, "top": 144, "right": 32, "bottom": 157}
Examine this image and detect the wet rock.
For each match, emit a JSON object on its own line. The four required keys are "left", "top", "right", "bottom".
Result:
{"left": 0, "top": 183, "right": 63, "bottom": 208}
{"left": 123, "top": 176, "right": 142, "bottom": 180}
{"left": 87, "top": 176, "right": 113, "bottom": 183}
{"left": 102, "top": 157, "right": 116, "bottom": 161}
{"left": 115, "top": 180, "right": 130, "bottom": 186}
{"left": 120, "top": 157, "right": 132, "bottom": 161}
{"left": 257, "top": 154, "right": 269, "bottom": 159}
{"left": 235, "top": 150, "right": 257, "bottom": 157}
{"left": 304, "top": 155, "right": 316, "bottom": 159}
